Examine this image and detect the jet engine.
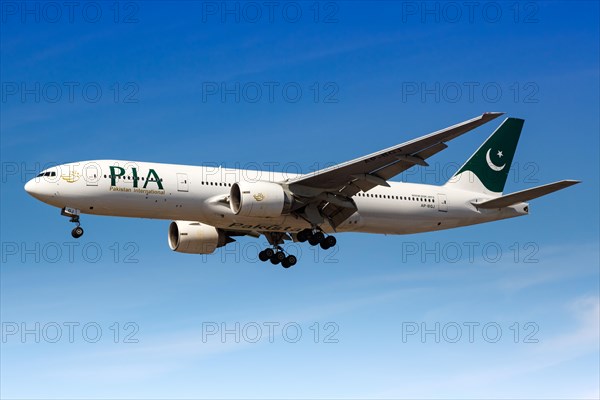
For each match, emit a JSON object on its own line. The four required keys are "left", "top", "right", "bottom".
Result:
{"left": 229, "top": 181, "right": 293, "bottom": 218}
{"left": 168, "top": 221, "right": 231, "bottom": 254}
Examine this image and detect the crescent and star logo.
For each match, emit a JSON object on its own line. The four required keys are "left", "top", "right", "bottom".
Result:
{"left": 61, "top": 171, "right": 80, "bottom": 183}
{"left": 253, "top": 193, "right": 265, "bottom": 202}
{"left": 485, "top": 148, "right": 506, "bottom": 172}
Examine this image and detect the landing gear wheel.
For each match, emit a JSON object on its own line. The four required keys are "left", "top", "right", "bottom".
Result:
{"left": 325, "top": 235, "right": 336, "bottom": 247}
{"left": 258, "top": 251, "right": 269, "bottom": 262}
{"left": 71, "top": 226, "right": 84, "bottom": 238}
{"left": 264, "top": 248, "right": 275, "bottom": 258}
{"left": 309, "top": 231, "right": 324, "bottom": 246}
{"left": 270, "top": 251, "right": 285, "bottom": 265}
{"left": 281, "top": 259, "right": 291, "bottom": 268}
{"left": 297, "top": 229, "right": 311, "bottom": 243}
{"left": 320, "top": 235, "right": 336, "bottom": 249}
{"left": 285, "top": 255, "right": 297, "bottom": 267}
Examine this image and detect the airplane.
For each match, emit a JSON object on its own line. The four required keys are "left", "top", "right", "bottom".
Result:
{"left": 24, "top": 112, "right": 580, "bottom": 268}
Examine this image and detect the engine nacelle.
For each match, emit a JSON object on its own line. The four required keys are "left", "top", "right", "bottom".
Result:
{"left": 168, "top": 221, "right": 228, "bottom": 254}
{"left": 229, "top": 181, "right": 292, "bottom": 218}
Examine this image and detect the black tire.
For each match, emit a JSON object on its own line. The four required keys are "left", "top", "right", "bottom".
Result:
{"left": 286, "top": 255, "right": 297, "bottom": 266}
{"left": 313, "top": 231, "right": 325, "bottom": 243}
{"left": 264, "top": 248, "right": 275, "bottom": 258}
{"left": 258, "top": 251, "right": 269, "bottom": 262}
{"left": 320, "top": 241, "right": 331, "bottom": 250}
{"left": 324, "top": 235, "right": 337, "bottom": 248}
{"left": 270, "top": 252, "right": 285, "bottom": 265}
{"left": 308, "top": 231, "right": 324, "bottom": 246}
{"left": 281, "top": 259, "right": 291, "bottom": 268}
{"left": 297, "top": 229, "right": 310, "bottom": 243}
{"left": 71, "top": 227, "right": 84, "bottom": 238}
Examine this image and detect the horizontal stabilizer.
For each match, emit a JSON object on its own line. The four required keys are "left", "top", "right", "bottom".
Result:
{"left": 473, "top": 180, "right": 581, "bottom": 209}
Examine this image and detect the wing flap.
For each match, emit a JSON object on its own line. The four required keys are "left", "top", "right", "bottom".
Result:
{"left": 374, "top": 142, "right": 449, "bottom": 181}
{"left": 473, "top": 180, "right": 581, "bottom": 209}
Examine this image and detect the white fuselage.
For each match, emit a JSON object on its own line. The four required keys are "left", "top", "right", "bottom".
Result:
{"left": 24, "top": 160, "right": 528, "bottom": 235}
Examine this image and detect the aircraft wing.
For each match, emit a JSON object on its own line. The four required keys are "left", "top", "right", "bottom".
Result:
{"left": 288, "top": 112, "right": 504, "bottom": 195}
{"left": 285, "top": 112, "right": 504, "bottom": 228}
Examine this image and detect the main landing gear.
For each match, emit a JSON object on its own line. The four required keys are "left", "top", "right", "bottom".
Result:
{"left": 61, "top": 207, "right": 84, "bottom": 238}
{"left": 259, "top": 228, "right": 336, "bottom": 268}
{"left": 258, "top": 246, "right": 297, "bottom": 268}
{"left": 296, "top": 228, "right": 337, "bottom": 250}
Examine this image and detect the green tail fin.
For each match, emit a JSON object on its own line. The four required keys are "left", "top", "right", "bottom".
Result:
{"left": 447, "top": 117, "right": 524, "bottom": 195}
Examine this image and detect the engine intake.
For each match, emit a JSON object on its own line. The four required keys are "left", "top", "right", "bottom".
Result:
{"left": 168, "top": 221, "right": 230, "bottom": 254}
{"left": 230, "top": 181, "right": 292, "bottom": 218}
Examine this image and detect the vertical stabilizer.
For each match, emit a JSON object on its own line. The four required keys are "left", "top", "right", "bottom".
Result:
{"left": 446, "top": 117, "right": 524, "bottom": 195}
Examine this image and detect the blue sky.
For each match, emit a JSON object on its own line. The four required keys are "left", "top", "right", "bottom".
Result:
{"left": 1, "top": 1, "right": 599, "bottom": 398}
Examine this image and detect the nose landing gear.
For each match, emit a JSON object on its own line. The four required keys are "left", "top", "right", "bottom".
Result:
{"left": 71, "top": 223, "right": 84, "bottom": 239}
{"left": 61, "top": 207, "right": 84, "bottom": 238}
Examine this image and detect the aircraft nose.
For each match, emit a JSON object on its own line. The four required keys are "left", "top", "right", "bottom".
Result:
{"left": 24, "top": 178, "right": 44, "bottom": 199}
{"left": 24, "top": 179, "right": 35, "bottom": 195}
